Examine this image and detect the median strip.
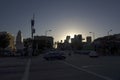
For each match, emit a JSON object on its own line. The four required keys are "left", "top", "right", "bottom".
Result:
{"left": 22, "top": 58, "right": 31, "bottom": 80}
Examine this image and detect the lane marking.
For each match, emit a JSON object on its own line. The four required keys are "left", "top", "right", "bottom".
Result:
{"left": 62, "top": 61, "right": 112, "bottom": 80}
{"left": 82, "top": 65, "right": 104, "bottom": 68}
{"left": 22, "top": 59, "right": 31, "bottom": 80}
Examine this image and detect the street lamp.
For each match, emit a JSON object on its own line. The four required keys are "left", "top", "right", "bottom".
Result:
{"left": 107, "top": 29, "right": 112, "bottom": 36}
{"left": 89, "top": 32, "right": 95, "bottom": 41}
{"left": 107, "top": 29, "right": 112, "bottom": 40}
{"left": 45, "top": 30, "right": 52, "bottom": 36}
{"left": 31, "top": 14, "right": 35, "bottom": 56}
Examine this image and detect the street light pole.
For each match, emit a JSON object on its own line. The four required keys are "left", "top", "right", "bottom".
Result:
{"left": 31, "top": 14, "right": 35, "bottom": 56}
{"left": 31, "top": 14, "right": 35, "bottom": 39}
{"left": 107, "top": 29, "right": 112, "bottom": 36}
{"left": 107, "top": 29, "right": 112, "bottom": 40}
{"left": 89, "top": 32, "right": 95, "bottom": 41}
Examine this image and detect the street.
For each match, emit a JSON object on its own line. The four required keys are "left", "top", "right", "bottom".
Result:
{"left": 0, "top": 53, "right": 120, "bottom": 80}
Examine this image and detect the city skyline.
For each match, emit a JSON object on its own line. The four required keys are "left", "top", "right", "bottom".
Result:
{"left": 0, "top": 0, "right": 120, "bottom": 42}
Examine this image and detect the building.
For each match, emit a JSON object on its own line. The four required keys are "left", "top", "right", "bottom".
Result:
{"left": 57, "top": 34, "right": 84, "bottom": 50}
{"left": 57, "top": 42, "right": 64, "bottom": 50}
{"left": 65, "top": 36, "right": 70, "bottom": 43}
{"left": 93, "top": 33, "right": 120, "bottom": 55}
{"left": 16, "top": 30, "right": 24, "bottom": 51}
{"left": 71, "top": 34, "right": 83, "bottom": 50}
{"left": 82, "top": 36, "right": 93, "bottom": 50}
{"left": 86, "top": 36, "right": 92, "bottom": 43}
{"left": 34, "top": 36, "right": 54, "bottom": 50}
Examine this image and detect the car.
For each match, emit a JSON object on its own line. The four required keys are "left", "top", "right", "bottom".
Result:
{"left": 89, "top": 51, "right": 99, "bottom": 57}
{"left": 43, "top": 51, "right": 66, "bottom": 60}
{"left": 3, "top": 50, "right": 14, "bottom": 57}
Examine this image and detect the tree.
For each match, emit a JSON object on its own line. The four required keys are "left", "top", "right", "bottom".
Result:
{"left": 0, "top": 33, "right": 10, "bottom": 50}
{"left": 23, "top": 38, "right": 32, "bottom": 48}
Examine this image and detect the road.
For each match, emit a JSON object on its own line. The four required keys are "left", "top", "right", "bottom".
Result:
{"left": 0, "top": 53, "right": 120, "bottom": 80}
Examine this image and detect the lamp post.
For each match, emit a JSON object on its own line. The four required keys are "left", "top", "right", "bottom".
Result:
{"left": 31, "top": 14, "right": 35, "bottom": 56}
{"left": 89, "top": 32, "right": 95, "bottom": 41}
{"left": 107, "top": 29, "right": 112, "bottom": 40}
{"left": 107, "top": 29, "right": 112, "bottom": 36}
{"left": 31, "top": 14, "right": 35, "bottom": 39}
{"left": 45, "top": 30, "right": 52, "bottom": 36}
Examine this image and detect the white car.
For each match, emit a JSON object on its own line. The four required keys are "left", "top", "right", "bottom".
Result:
{"left": 43, "top": 51, "right": 66, "bottom": 60}
{"left": 89, "top": 51, "right": 99, "bottom": 57}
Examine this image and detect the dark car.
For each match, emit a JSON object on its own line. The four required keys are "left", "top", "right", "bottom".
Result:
{"left": 43, "top": 51, "right": 66, "bottom": 60}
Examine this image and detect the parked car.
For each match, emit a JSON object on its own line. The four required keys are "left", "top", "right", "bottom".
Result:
{"left": 43, "top": 51, "right": 66, "bottom": 60}
{"left": 89, "top": 51, "right": 99, "bottom": 57}
{"left": 2, "top": 50, "right": 14, "bottom": 56}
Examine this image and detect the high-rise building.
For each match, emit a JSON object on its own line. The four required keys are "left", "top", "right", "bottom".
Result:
{"left": 16, "top": 30, "right": 24, "bottom": 51}
{"left": 71, "top": 34, "right": 83, "bottom": 50}
{"left": 66, "top": 36, "right": 70, "bottom": 43}
{"left": 86, "top": 36, "right": 92, "bottom": 43}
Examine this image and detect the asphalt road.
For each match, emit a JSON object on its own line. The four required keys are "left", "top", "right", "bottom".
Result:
{"left": 0, "top": 53, "right": 120, "bottom": 80}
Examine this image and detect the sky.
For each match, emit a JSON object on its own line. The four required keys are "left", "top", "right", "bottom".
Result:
{"left": 0, "top": 0, "right": 120, "bottom": 42}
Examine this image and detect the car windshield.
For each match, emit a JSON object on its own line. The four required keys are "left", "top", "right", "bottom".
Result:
{"left": 0, "top": 0, "right": 120, "bottom": 80}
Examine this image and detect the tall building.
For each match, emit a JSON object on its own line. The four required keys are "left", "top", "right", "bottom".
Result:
{"left": 86, "top": 36, "right": 92, "bottom": 43}
{"left": 65, "top": 36, "right": 70, "bottom": 43}
{"left": 16, "top": 30, "right": 24, "bottom": 51}
{"left": 71, "top": 34, "right": 83, "bottom": 50}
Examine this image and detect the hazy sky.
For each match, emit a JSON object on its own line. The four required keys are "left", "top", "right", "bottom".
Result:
{"left": 0, "top": 0, "right": 120, "bottom": 42}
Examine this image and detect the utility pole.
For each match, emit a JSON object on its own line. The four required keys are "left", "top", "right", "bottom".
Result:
{"left": 107, "top": 29, "right": 112, "bottom": 40}
{"left": 107, "top": 29, "right": 112, "bottom": 36}
{"left": 89, "top": 32, "right": 95, "bottom": 41}
{"left": 31, "top": 14, "right": 35, "bottom": 56}
{"left": 31, "top": 14, "right": 35, "bottom": 39}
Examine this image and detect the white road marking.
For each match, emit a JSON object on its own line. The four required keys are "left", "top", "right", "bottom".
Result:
{"left": 22, "top": 59, "right": 31, "bottom": 80}
{"left": 62, "top": 61, "right": 112, "bottom": 80}
{"left": 82, "top": 65, "right": 104, "bottom": 68}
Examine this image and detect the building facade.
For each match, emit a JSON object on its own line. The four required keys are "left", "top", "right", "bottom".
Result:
{"left": 34, "top": 36, "right": 54, "bottom": 50}
{"left": 16, "top": 30, "right": 24, "bottom": 51}
{"left": 86, "top": 36, "right": 92, "bottom": 43}
{"left": 71, "top": 34, "right": 83, "bottom": 50}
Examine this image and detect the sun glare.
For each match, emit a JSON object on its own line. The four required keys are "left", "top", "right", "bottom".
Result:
{"left": 66, "top": 32, "right": 75, "bottom": 38}
{"left": 55, "top": 20, "right": 89, "bottom": 42}
{"left": 61, "top": 31, "right": 77, "bottom": 41}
